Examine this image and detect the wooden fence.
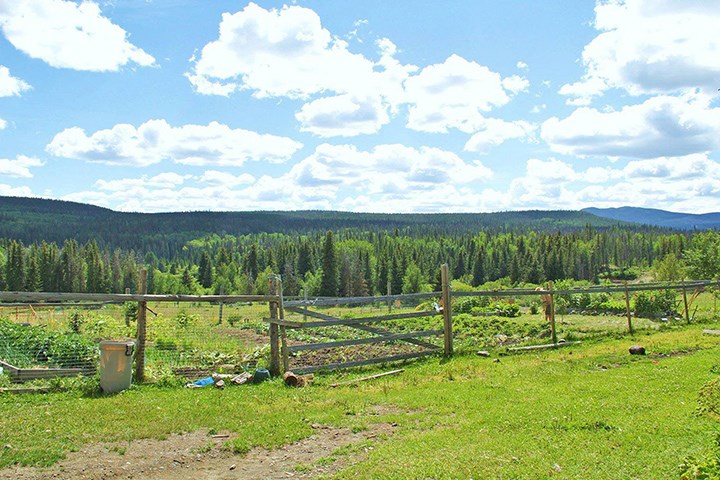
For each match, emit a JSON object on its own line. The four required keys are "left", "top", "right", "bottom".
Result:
{"left": 1, "top": 268, "right": 717, "bottom": 381}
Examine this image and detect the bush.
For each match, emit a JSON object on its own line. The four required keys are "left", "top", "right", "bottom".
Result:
{"left": 453, "top": 296, "right": 491, "bottom": 314}
{"left": 173, "top": 310, "right": 199, "bottom": 329}
{"left": 68, "top": 311, "right": 85, "bottom": 334}
{"left": 633, "top": 290, "right": 678, "bottom": 317}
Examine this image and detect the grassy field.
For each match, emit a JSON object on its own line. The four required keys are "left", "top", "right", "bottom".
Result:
{"left": 2, "top": 320, "right": 720, "bottom": 478}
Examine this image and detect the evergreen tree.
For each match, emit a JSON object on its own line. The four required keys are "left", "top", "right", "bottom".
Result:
{"left": 198, "top": 251, "right": 213, "bottom": 288}
{"left": 319, "top": 231, "right": 339, "bottom": 296}
{"left": 297, "top": 241, "right": 314, "bottom": 276}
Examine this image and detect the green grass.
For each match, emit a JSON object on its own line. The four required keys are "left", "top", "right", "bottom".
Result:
{"left": 3, "top": 322, "right": 720, "bottom": 478}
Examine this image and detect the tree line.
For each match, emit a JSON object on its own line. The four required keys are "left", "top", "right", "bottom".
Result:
{"left": 3, "top": 226, "right": 716, "bottom": 297}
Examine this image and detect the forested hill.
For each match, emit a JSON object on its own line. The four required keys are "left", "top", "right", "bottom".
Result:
{"left": 583, "top": 207, "right": 720, "bottom": 230}
{"left": 1, "top": 196, "right": 629, "bottom": 256}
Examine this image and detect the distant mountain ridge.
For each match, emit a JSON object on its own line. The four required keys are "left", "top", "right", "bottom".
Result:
{"left": 0, "top": 196, "right": 634, "bottom": 255}
{"left": 583, "top": 207, "right": 720, "bottom": 230}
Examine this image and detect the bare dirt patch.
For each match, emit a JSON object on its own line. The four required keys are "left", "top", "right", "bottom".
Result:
{"left": 0, "top": 423, "right": 396, "bottom": 480}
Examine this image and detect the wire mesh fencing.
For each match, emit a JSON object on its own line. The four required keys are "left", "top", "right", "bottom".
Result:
{"left": 0, "top": 296, "right": 276, "bottom": 382}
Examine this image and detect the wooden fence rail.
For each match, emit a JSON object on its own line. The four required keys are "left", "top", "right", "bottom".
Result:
{"left": 2, "top": 271, "right": 717, "bottom": 380}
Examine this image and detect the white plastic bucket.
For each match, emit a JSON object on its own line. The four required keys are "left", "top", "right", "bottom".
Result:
{"left": 99, "top": 341, "right": 135, "bottom": 394}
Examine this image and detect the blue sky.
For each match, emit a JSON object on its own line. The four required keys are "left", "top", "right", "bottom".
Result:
{"left": 1, "top": 0, "right": 719, "bottom": 213}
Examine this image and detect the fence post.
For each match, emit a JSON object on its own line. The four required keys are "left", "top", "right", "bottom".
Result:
{"left": 268, "top": 275, "right": 280, "bottom": 377}
{"left": 548, "top": 280, "right": 557, "bottom": 344}
{"left": 624, "top": 281, "right": 633, "bottom": 334}
{"left": 387, "top": 279, "right": 392, "bottom": 313}
{"left": 135, "top": 269, "right": 148, "bottom": 383}
{"left": 682, "top": 281, "right": 690, "bottom": 324}
{"left": 441, "top": 263, "right": 453, "bottom": 357}
{"left": 217, "top": 286, "right": 224, "bottom": 325}
{"left": 278, "top": 277, "right": 289, "bottom": 373}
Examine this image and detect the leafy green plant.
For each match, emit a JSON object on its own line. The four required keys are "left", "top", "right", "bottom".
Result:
{"left": 453, "top": 296, "right": 490, "bottom": 314}
{"left": 0, "top": 318, "right": 98, "bottom": 368}
{"left": 68, "top": 311, "right": 85, "bottom": 334}
{"left": 173, "top": 310, "right": 199, "bottom": 329}
{"left": 123, "top": 302, "right": 138, "bottom": 326}
{"left": 633, "top": 289, "right": 678, "bottom": 318}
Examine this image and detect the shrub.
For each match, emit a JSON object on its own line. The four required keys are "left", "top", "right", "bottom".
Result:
{"left": 173, "top": 310, "right": 199, "bottom": 329}
{"left": 633, "top": 290, "right": 678, "bottom": 318}
{"left": 123, "top": 302, "right": 138, "bottom": 326}
{"left": 453, "top": 296, "right": 491, "bottom": 314}
{"left": 68, "top": 311, "right": 85, "bottom": 334}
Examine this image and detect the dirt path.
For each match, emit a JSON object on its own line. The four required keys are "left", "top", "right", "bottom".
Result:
{"left": 0, "top": 423, "right": 395, "bottom": 480}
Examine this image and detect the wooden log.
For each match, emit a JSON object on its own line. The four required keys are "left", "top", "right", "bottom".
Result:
{"left": 682, "top": 281, "right": 690, "bottom": 324}
{"left": 330, "top": 369, "right": 405, "bottom": 387}
{"left": 507, "top": 341, "right": 581, "bottom": 352}
{"left": 292, "top": 350, "right": 437, "bottom": 374}
{"left": 0, "top": 292, "right": 281, "bottom": 303}
{"left": 287, "top": 329, "right": 443, "bottom": 353}
{"left": 703, "top": 329, "right": 720, "bottom": 336}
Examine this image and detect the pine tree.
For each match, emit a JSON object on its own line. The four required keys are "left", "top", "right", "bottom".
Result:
{"left": 319, "top": 231, "right": 339, "bottom": 296}
{"left": 198, "top": 251, "right": 213, "bottom": 288}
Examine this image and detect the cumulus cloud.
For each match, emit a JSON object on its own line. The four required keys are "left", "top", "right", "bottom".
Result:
{"left": 61, "top": 143, "right": 494, "bottom": 212}
{"left": 464, "top": 118, "right": 536, "bottom": 153}
{"left": 405, "top": 54, "right": 528, "bottom": 133}
{"left": 295, "top": 95, "right": 390, "bottom": 137}
{"left": 0, "top": 155, "right": 44, "bottom": 178}
{"left": 186, "top": 3, "right": 399, "bottom": 99}
{"left": 94, "top": 172, "right": 189, "bottom": 192}
{"left": 199, "top": 170, "right": 255, "bottom": 187}
{"left": 542, "top": 95, "right": 720, "bottom": 158}
{"left": 0, "top": 118, "right": 6, "bottom": 130}
{"left": 289, "top": 143, "right": 493, "bottom": 192}
{"left": 46, "top": 119, "right": 303, "bottom": 167}
{"left": 560, "top": 0, "right": 720, "bottom": 103}
{"left": 186, "top": 3, "right": 417, "bottom": 137}
{"left": 0, "top": 183, "right": 34, "bottom": 197}
{"left": 0, "top": 65, "right": 31, "bottom": 97}
{"left": 0, "top": 0, "right": 155, "bottom": 72}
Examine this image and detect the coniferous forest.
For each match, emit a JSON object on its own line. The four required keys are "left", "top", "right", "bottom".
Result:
{"left": 1, "top": 196, "right": 718, "bottom": 297}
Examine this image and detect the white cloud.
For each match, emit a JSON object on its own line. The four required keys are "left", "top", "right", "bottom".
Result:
{"left": 0, "top": 155, "right": 44, "bottom": 178}
{"left": 94, "top": 172, "right": 189, "bottom": 192}
{"left": 46, "top": 119, "right": 303, "bottom": 167}
{"left": 187, "top": 3, "right": 388, "bottom": 99}
{"left": 295, "top": 95, "right": 390, "bottom": 137}
{"left": 0, "top": 118, "right": 6, "bottom": 130}
{"left": 0, "top": 0, "right": 155, "bottom": 72}
{"left": 464, "top": 118, "right": 536, "bottom": 153}
{"left": 61, "top": 143, "right": 492, "bottom": 212}
{"left": 199, "top": 170, "right": 255, "bottom": 187}
{"left": 404, "top": 54, "right": 527, "bottom": 133}
{"left": 560, "top": 0, "right": 720, "bottom": 103}
{"left": 289, "top": 143, "right": 493, "bottom": 192}
{"left": 0, "top": 65, "right": 31, "bottom": 96}
{"left": 516, "top": 61, "right": 528, "bottom": 70}
{"left": 542, "top": 95, "right": 720, "bottom": 158}
{"left": 0, "top": 183, "right": 34, "bottom": 197}
{"left": 186, "top": 3, "right": 416, "bottom": 137}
